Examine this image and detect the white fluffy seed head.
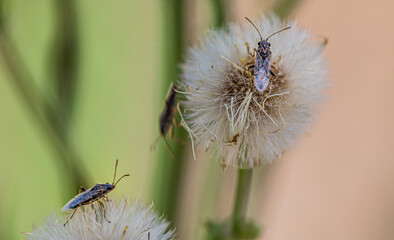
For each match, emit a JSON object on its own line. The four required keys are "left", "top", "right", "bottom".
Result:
{"left": 26, "top": 198, "right": 176, "bottom": 240}
{"left": 179, "top": 14, "right": 329, "bottom": 168}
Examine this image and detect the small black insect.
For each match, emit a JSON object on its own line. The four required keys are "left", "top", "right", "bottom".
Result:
{"left": 160, "top": 83, "right": 178, "bottom": 137}
{"left": 151, "top": 83, "right": 181, "bottom": 158}
{"left": 62, "top": 160, "right": 130, "bottom": 226}
{"left": 245, "top": 17, "right": 290, "bottom": 92}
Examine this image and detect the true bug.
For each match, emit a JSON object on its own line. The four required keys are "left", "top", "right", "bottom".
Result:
{"left": 151, "top": 83, "right": 181, "bottom": 158}
{"left": 245, "top": 17, "right": 290, "bottom": 92}
{"left": 62, "top": 160, "right": 130, "bottom": 226}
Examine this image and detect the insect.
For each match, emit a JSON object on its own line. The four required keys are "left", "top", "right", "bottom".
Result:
{"left": 245, "top": 17, "right": 290, "bottom": 92}
{"left": 62, "top": 160, "right": 130, "bottom": 226}
{"left": 151, "top": 83, "right": 180, "bottom": 158}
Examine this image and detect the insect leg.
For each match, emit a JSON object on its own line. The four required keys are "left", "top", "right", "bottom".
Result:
{"left": 163, "top": 136, "right": 177, "bottom": 159}
{"left": 98, "top": 200, "right": 111, "bottom": 223}
{"left": 79, "top": 186, "right": 86, "bottom": 193}
{"left": 63, "top": 207, "right": 78, "bottom": 227}
{"left": 172, "top": 104, "right": 182, "bottom": 127}
{"left": 168, "top": 122, "right": 185, "bottom": 145}
{"left": 150, "top": 135, "right": 162, "bottom": 152}
{"left": 244, "top": 60, "right": 255, "bottom": 72}
{"left": 245, "top": 42, "right": 253, "bottom": 57}
{"left": 172, "top": 119, "right": 182, "bottom": 128}
{"left": 167, "top": 116, "right": 185, "bottom": 145}
{"left": 169, "top": 124, "right": 174, "bottom": 139}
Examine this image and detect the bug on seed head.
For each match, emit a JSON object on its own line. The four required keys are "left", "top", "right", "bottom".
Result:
{"left": 62, "top": 160, "right": 130, "bottom": 227}
{"left": 245, "top": 17, "right": 290, "bottom": 92}
{"left": 178, "top": 14, "right": 329, "bottom": 168}
{"left": 151, "top": 83, "right": 182, "bottom": 159}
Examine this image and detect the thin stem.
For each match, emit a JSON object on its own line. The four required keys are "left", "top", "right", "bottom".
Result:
{"left": 232, "top": 168, "right": 253, "bottom": 235}
{"left": 0, "top": 26, "right": 89, "bottom": 196}
{"left": 152, "top": 0, "right": 186, "bottom": 223}
{"left": 51, "top": 0, "right": 79, "bottom": 131}
{"left": 211, "top": 0, "right": 225, "bottom": 28}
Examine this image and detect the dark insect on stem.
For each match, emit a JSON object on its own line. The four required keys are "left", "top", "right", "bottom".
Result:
{"left": 151, "top": 83, "right": 182, "bottom": 159}
{"left": 62, "top": 160, "right": 130, "bottom": 226}
{"left": 245, "top": 17, "right": 290, "bottom": 92}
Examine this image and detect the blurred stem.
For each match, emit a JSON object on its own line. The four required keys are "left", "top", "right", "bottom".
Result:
{"left": 273, "top": 0, "right": 301, "bottom": 19}
{"left": 153, "top": 0, "right": 228, "bottom": 229}
{"left": 205, "top": 168, "right": 259, "bottom": 240}
{"left": 0, "top": 22, "right": 89, "bottom": 197}
{"left": 51, "top": 0, "right": 79, "bottom": 133}
{"left": 211, "top": 0, "right": 225, "bottom": 27}
{"left": 232, "top": 169, "right": 253, "bottom": 237}
{"left": 152, "top": 0, "right": 186, "bottom": 223}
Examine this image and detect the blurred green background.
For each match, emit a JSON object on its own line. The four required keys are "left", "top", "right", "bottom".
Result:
{"left": 0, "top": 0, "right": 225, "bottom": 239}
{"left": 0, "top": 0, "right": 161, "bottom": 238}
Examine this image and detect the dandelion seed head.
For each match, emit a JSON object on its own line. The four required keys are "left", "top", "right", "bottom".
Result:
{"left": 180, "top": 14, "right": 329, "bottom": 168}
{"left": 26, "top": 198, "right": 176, "bottom": 240}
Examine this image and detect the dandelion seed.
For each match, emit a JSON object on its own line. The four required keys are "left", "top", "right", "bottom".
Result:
{"left": 179, "top": 14, "right": 329, "bottom": 168}
{"left": 26, "top": 198, "right": 176, "bottom": 240}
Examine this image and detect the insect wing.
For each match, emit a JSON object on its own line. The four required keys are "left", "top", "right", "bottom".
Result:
{"left": 254, "top": 51, "right": 264, "bottom": 71}
{"left": 262, "top": 56, "right": 271, "bottom": 73}
{"left": 62, "top": 192, "right": 86, "bottom": 211}
{"left": 159, "top": 84, "right": 177, "bottom": 135}
{"left": 255, "top": 68, "right": 270, "bottom": 92}
{"left": 254, "top": 53, "right": 270, "bottom": 92}
{"left": 62, "top": 185, "right": 100, "bottom": 211}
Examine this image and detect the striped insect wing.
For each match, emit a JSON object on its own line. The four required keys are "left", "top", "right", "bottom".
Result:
{"left": 62, "top": 184, "right": 114, "bottom": 211}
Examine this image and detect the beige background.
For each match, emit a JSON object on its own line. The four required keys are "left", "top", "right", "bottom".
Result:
{"left": 253, "top": 0, "right": 394, "bottom": 239}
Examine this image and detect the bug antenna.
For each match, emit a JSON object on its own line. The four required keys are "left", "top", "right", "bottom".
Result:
{"left": 245, "top": 17, "right": 262, "bottom": 41}
{"left": 114, "top": 174, "right": 130, "bottom": 187}
{"left": 112, "top": 159, "right": 119, "bottom": 185}
{"left": 266, "top": 26, "right": 291, "bottom": 41}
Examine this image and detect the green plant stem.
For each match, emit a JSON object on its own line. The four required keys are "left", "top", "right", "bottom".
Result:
{"left": 232, "top": 168, "right": 253, "bottom": 235}
{"left": 0, "top": 29, "right": 89, "bottom": 197}
{"left": 152, "top": 0, "right": 186, "bottom": 223}
{"left": 273, "top": 0, "right": 301, "bottom": 19}
{"left": 51, "top": 0, "right": 79, "bottom": 132}
{"left": 211, "top": 0, "right": 225, "bottom": 27}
